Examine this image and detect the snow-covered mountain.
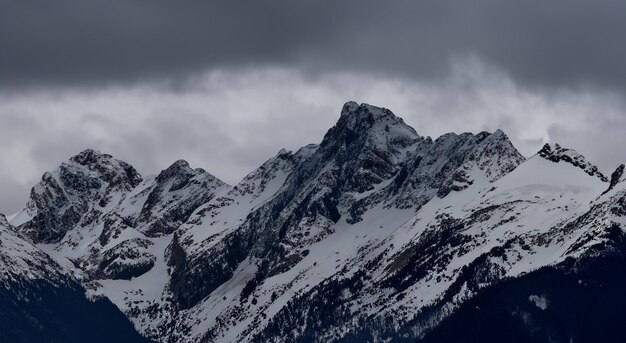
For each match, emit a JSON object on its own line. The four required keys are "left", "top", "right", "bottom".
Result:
{"left": 4, "top": 101, "right": 626, "bottom": 342}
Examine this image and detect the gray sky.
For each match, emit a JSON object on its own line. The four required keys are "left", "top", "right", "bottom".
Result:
{"left": 1, "top": 0, "right": 626, "bottom": 213}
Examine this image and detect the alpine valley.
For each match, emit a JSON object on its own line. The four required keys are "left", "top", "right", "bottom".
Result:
{"left": 3, "top": 102, "right": 626, "bottom": 342}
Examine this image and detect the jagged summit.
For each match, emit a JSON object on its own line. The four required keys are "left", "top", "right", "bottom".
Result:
{"left": 331, "top": 102, "right": 419, "bottom": 149}
{"left": 470, "top": 129, "right": 526, "bottom": 181}
{"left": 334, "top": 101, "right": 419, "bottom": 141}
{"left": 304, "top": 102, "right": 421, "bottom": 196}
{"left": 319, "top": 102, "right": 419, "bottom": 170}
{"left": 538, "top": 143, "right": 608, "bottom": 182}
{"left": 158, "top": 159, "right": 220, "bottom": 184}
{"left": 70, "top": 148, "right": 106, "bottom": 162}
{"left": 66, "top": 148, "right": 143, "bottom": 188}
{"left": 158, "top": 159, "right": 192, "bottom": 179}
{"left": 14, "top": 149, "right": 229, "bottom": 243}
{"left": 15, "top": 150, "right": 144, "bottom": 242}
{"left": 341, "top": 101, "right": 402, "bottom": 120}
{"left": 170, "top": 159, "right": 191, "bottom": 169}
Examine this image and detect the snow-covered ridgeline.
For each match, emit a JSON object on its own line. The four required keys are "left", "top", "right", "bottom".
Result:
{"left": 3, "top": 101, "right": 626, "bottom": 342}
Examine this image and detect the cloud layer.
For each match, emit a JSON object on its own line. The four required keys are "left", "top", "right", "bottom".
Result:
{"left": 3, "top": 0, "right": 626, "bottom": 91}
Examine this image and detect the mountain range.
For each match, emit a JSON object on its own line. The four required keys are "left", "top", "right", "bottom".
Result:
{"left": 2, "top": 101, "right": 626, "bottom": 342}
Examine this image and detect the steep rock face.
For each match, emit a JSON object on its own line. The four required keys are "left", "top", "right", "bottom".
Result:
{"left": 315, "top": 101, "right": 420, "bottom": 194}
{"left": 462, "top": 129, "right": 526, "bottom": 181}
{"left": 382, "top": 128, "right": 525, "bottom": 211}
{"left": 96, "top": 238, "right": 156, "bottom": 280}
{"left": 16, "top": 149, "right": 142, "bottom": 243}
{"left": 246, "top": 103, "right": 425, "bottom": 263}
{"left": 168, "top": 146, "right": 316, "bottom": 311}
{"left": 137, "top": 160, "right": 227, "bottom": 237}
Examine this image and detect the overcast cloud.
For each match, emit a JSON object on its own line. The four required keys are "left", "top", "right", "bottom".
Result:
{"left": 1, "top": 1, "right": 626, "bottom": 213}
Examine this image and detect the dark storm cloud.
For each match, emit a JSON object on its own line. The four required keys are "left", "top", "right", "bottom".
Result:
{"left": 2, "top": 0, "right": 626, "bottom": 91}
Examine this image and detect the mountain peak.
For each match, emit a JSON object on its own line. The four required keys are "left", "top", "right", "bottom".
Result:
{"left": 157, "top": 159, "right": 193, "bottom": 182}
{"left": 277, "top": 148, "right": 290, "bottom": 156}
{"left": 325, "top": 102, "right": 419, "bottom": 149}
{"left": 340, "top": 101, "right": 401, "bottom": 122}
{"left": 480, "top": 129, "right": 514, "bottom": 148}
{"left": 15, "top": 150, "right": 145, "bottom": 242}
{"left": 491, "top": 128, "right": 506, "bottom": 139}
{"left": 340, "top": 100, "right": 359, "bottom": 114}
{"left": 538, "top": 143, "right": 608, "bottom": 182}
{"left": 172, "top": 159, "right": 191, "bottom": 170}
{"left": 69, "top": 148, "right": 111, "bottom": 166}
{"left": 156, "top": 159, "right": 226, "bottom": 191}
{"left": 311, "top": 102, "right": 421, "bottom": 192}
{"left": 66, "top": 148, "right": 143, "bottom": 188}
{"left": 466, "top": 129, "right": 526, "bottom": 182}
